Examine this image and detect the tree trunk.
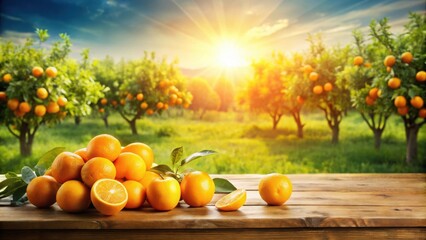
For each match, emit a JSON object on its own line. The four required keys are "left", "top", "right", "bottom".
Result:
{"left": 200, "top": 109, "right": 206, "bottom": 120}
{"left": 102, "top": 116, "right": 109, "bottom": 128}
{"left": 331, "top": 125, "right": 339, "bottom": 144}
{"left": 292, "top": 111, "right": 304, "bottom": 139}
{"left": 373, "top": 129, "right": 383, "bottom": 150}
{"left": 405, "top": 124, "right": 419, "bottom": 164}
{"left": 129, "top": 119, "right": 138, "bottom": 135}
{"left": 75, "top": 116, "right": 81, "bottom": 126}
{"left": 19, "top": 122, "right": 35, "bottom": 156}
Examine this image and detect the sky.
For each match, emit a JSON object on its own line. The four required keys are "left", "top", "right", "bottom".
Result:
{"left": 0, "top": 0, "right": 425, "bottom": 69}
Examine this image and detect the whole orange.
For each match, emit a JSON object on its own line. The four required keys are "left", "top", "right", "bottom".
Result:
{"left": 323, "top": 82, "right": 333, "bottom": 92}
{"left": 309, "top": 72, "right": 319, "bottom": 81}
{"left": 258, "top": 173, "right": 292, "bottom": 206}
{"left": 36, "top": 87, "right": 49, "bottom": 99}
{"left": 387, "top": 77, "right": 401, "bottom": 89}
{"left": 51, "top": 152, "right": 85, "bottom": 183}
{"left": 369, "top": 88, "right": 379, "bottom": 99}
{"left": 7, "top": 98, "right": 19, "bottom": 111}
{"left": 180, "top": 171, "right": 215, "bottom": 207}
{"left": 56, "top": 180, "right": 91, "bottom": 213}
{"left": 394, "top": 96, "right": 407, "bottom": 108}
{"left": 121, "top": 142, "right": 154, "bottom": 170}
{"left": 114, "top": 152, "right": 146, "bottom": 181}
{"left": 313, "top": 85, "right": 323, "bottom": 95}
{"left": 147, "top": 177, "right": 181, "bottom": 211}
{"left": 136, "top": 93, "right": 144, "bottom": 101}
{"left": 398, "top": 106, "right": 409, "bottom": 116}
{"left": 47, "top": 101, "right": 60, "bottom": 113}
{"left": 74, "top": 148, "right": 89, "bottom": 162}
{"left": 46, "top": 66, "right": 58, "bottom": 78}
{"left": 353, "top": 56, "right": 363, "bottom": 66}
{"left": 416, "top": 71, "right": 426, "bottom": 82}
{"left": 365, "top": 96, "right": 375, "bottom": 106}
{"left": 34, "top": 105, "right": 47, "bottom": 117}
{"left": 32, "top": 66, "right": 44, "bottom": 77}
{"left": 86, "top": 134, "right": 121, "bottom": 161}
{"left": 419, "top": 108, "right": 426, "bottom": 118}
{"left": 3, "top": 73, "right": 12, "bottom": 83}
{"left": 139, "top": 171, "right": 160, "bottom": 188}
{"left": 383, "top": 55, "right": 396, "bottom": 67}
{"left": 123, "top": 180, "right": 146, "bottom": 209}
{"left": 57, "top": 96, "right": 68, "bottom": 107}
{"left": 26, "top": 176, "right": 60, "bottom": 208}
{"left": 81, "top": 157, "right": 116, "bottom": 187}
{"left": 19, "top": 102, "right": 31, "bottom": 113}
{"left": 410, "top": 96, "right": 424, "bottom": 109}
{"left": 401, "top": 52, "right": 413, "bottom": 64}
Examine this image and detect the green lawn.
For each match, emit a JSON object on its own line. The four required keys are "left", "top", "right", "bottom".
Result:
{"left": 0, "top": 110, "right": 425, "bottom": 174}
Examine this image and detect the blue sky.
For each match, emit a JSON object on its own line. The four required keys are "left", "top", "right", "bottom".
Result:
{"left": 1, "top": 0, "right": 425, "bottom": 68}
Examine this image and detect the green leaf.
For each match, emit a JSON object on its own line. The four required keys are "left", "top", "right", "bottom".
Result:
{"left": 21, "top": 166, "right": 36, "bottom": 184}
{"left": 213, "top": 178, "right": 237, "bottom": 193}
{"left": 12, "top": 185, "right": 27, "bottom": 202}
{"left": 150, "top": 164, "right": 174, "bottom": 176}
{"left": 0, "top": 180, "right": 26, "bottom": 199}
{"left": 5, "top": 172, "right": 18, "bottom": 179}
{"left": 170, "top": 147, "right": 183, "bottom": 167}
{"left": 0, "top": 177, "right": 21, "bottom": 191}
{"left": 180, "top": 150, "right": 217, "bottom": 167}
{"left": 35, "top": 147, "right": 65, "bottom": 169}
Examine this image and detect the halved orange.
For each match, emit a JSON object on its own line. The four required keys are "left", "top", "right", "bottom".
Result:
{"left": 90, "top": 178, "right": 128, "bottom": 215}
{"left": 215, "top": 189, "right": 246, "bottom": 211}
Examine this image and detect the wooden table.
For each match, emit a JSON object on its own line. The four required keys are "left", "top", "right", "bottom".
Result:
{"left": 1, "top": 174, "right": 425, "bottom": 239}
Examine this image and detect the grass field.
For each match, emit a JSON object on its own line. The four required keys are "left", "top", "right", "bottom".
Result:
{"left": 0, "top": 110, "right": 425, "bottom": 174}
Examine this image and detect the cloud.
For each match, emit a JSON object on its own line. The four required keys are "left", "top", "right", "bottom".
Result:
{"left": 325, "top": 24, "right": 361, "bottom": 34}
{"left": 1, "top": 31, "right": 35, "bottom": 44}
{"left": 0, "top": 13, "right": 24, "bottom": 22}
{"left": 246, "top": 19, "right": 289, "bottom": 39}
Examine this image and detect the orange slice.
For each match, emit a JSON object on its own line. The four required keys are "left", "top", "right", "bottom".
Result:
{"left": 215, "top": 189, "right": 246, "bottom": 211}
{"left": 91, "top": 178, "right": 128, "bottom": 215}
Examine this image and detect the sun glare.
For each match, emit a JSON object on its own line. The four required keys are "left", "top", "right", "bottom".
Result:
{"left": 215, "top": 40, "right": 248, "bottom": 68}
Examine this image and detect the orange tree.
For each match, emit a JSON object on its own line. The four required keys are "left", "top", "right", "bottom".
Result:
{"left": 187, "top": 78, "right": 220, "bottom": 119}
{"left": 0, "top": 29, "right": 72, "bottom": 155}
{"left": 305, "top": 34, "right": 352, "bottom": 144}
{"left": 346, "top": 30, "right": 393, "bottom": 149}
{"left": 117, "top": 52, "right": 191, "bottom": 135}
{"left": 213, "top": 76, "right": 234, "bottom": 112}
{"left": 370, "top": 14, "right": 425, "bottom": 163}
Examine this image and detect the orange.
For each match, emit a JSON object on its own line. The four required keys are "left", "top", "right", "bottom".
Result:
{"left": 100, "top": 98, "right": 108, "bottom": 105}
{"left": 114, "top": 152, "right": 146, "bottom": 181}
{"left": 140, "top": 102, "right": 148, "bottom": 109}
{"left": 313, "top": 85, "right": 323, "bottom": 95}
{"left": 46, "top": 66, "right": 58, "bottom": 78}
{"left": 74, "top": 148, "right": 89, "bottom": 162}
{"left": 126, "top": 93, "right": 134, "bottom": 100}
{"left": 26, "top": 176, "right": 60, "bottom": 208}
{"left": 215, "top": 189, "right": 246, "bottom": 211}
{"left": 176, "top": 98, "right": 183, "bottom": 105}
{"left": 353, "top": 56, "right": 363, "bottom": 66}
{"left": 7, "top": 98, "right": 19, "bottom": 111}
{"left": 123, "top": 180, "right": 146, "bottom": 209}
{"left": 364, "top": 62, "right": 372, "bottom": 68}
{"left": 169, "top": 94, "right": 178, "bottom": 105}
{"left": 14, "top": 110, "right": 25, "bottom": 118}
{"left": 401, "top": 52, "right": 413, "bottom": 64}
{"left": 56, "top": 180, "right": 91, "bottom": 213}
{"left": 32, "top": 66, "right": 44, "bottom": 77}
{"left": 394, "top": 96, "right": 407, "bottom": 108}
{"left": 50, "top": 152, "right": 85, "bottom": 183}
{"left": 139, "top": 171, "right": 160, "bottom": 188}
{"left": 323, "top": 82, "right": 333, "bottom": 92}
{"left": 387, "top": 77, "right": 401, "bottom": 89}
{"left": 309, "top": 72, "right": 319, "bottom": 81}
{"left": 34, "top": 105, "right": 47, "bottom": 117}
{"left": 3, "top": 73, "right": 12, "bottom": 83}
{"left": 180, "top": 171, "right": 215, "bottom": 207}
{"left": 365, "top": 96, "right": 375, "bottom": 106}
{"left": 98, "top": 108, "right": 105, "bottom": 113}
{"left": 146, "top": 177, "right": 180, "bottom": 211}
{"left": 156, "top": 102, "right": 164, "bottom": 109}
{"left": 398, "top": 106, "right": 408, "bottom": 116}
{"left": 136, "top": 93, "right": 144, "bottom": 101}
{"left": 81, "top": 157, "right": 116, "bottom": 187}
{"left": 258, "top": 173, "right": 292, "bottom": 206}
{"left": 111, "top": 100, "right": 118, "bottom": 106}
{"left": 158, "top": 80, "right": 167, "bottom": 89}
{"left": 86, "top": 134, "right": 121, "bottom": 161}
{"left": 419, "top": 108, "right": 426, "bottom": 118}
{"left": 57, "top": 96, "right": 68, "bottom": 107}
{"left": 91, "top": 178, "right": 128, "bottom": 215}
{"left": 121, "top": 142, "right": 154, "bottom": 170}
{"left": 183, "top": 103, "right": 190, "bottom": 109}
{"left": 36, "top": 87, "right": 48, "bottom": 99}
{"left": 410, "top": 96, "right": 424, "bottom": 109}
{"left": 296, "top": 96, "right": 304, "bottom": 105}
{"left": 383, "top": 55, "right": 396, "bottom": 67}
{"left": 416, "top": 71, "right": 426, "bottom": 82}
{"left": 369, "top": 87, "right": 379, "bottom": 99}
{"left": 163, "top": 103, "right": 169, "bottom": 110}
{"left": 386, "top": 66, "right": 392, "bottom": 72}
{"left": 47, "top": 101, "right": 60, "bottom": 113}
{"left": 0, "top": 91, "right": 6, "bottom": 101}
{"left": 19, "top": 102, "right": 31, "bottom": 113}
{"left": 120, "top": 99, "right": 126, "bottom": 105}
{"left": 146, "top": 108, "right": 154, "bottom": 115}
{"left": 303, "top": 64, "right": 314, "bottom": 74}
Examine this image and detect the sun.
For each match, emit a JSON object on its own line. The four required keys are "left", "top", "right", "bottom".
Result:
{"left": 215, "top": 40, "right": 248, "bottom": 68}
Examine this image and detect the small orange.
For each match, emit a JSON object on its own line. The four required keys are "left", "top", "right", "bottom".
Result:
{"left": 416, "top": 71, "right": 426, "bottom": 82}
{"left": 296, "top": 96, "right": 304, "bottom": 105}
{"left": 86, "top": 134, "right": 121, "bottom": 161}
{"left": 387, "top": 77, "right": 401, "bottom": 89}
{"left": 34, "top": 105, "right": 47, "bottom": 117}
{"left": 323, "top": 82, "right": 333, "bottom": 92}
{"left": 180, "top": 171, "right": 215, "bottom": 207}
{"left": 56, "top": 180, "right": 91, "bottom": 213}
{"left": 365, "top": 96, "right": 375, "bottom": 106}
{"left": 136, "top": 93, "right": 144, "bottom": 101}
{"left": 353, "top": 56, "right": 363, "bottom": 66}
{"left": 0, "top": 91, "right": 6, "bottom": 101}
{"left": 139, "top": 171, "right": 160, "bottom": 188}
{"left": 140, "top": 102, "right": 148, "bottom": 109}
{"left": 156, "top": 102, "right": 164, "bottom": 109}
{"left": 121, "top": 142, "right": 154, "bottom": 170}
{"left": 120, "top": 99, "right": 126, "bottom": 105}
{"left": 50, "top": 152, "right": 85, "bottom": 183}
{"left": 7, "top": 98, "right": 19, "bottom": 111}
{"left": 258, "top": 173, "right": 292, "bottom": 206}
{"left": 14, "top": 110, "right": 25, "bottom": 117}
{"left": 32, "top": 66, "right": 44, "bottom": 77}
{"left": 394, "top": 96, "right": 407, "bottom": 108}
{"left": 3, "top": 73, "right": 12, "bottom": 83}
{"left": 74, "top": 148, "right": 89, "bottom": 162}
{"left": 47, "top": 101, "right": 60, "bottom": 113}
{"left": 91, "top": 178, "right": 128, "bottom": 215}
{"left": 383, "top": 55, "right": 396, "bottom": 67}
{"left": 176, "top": 98, "right": 183, "bottom": 105}
{"left": 126, "top": 93, "right": 134, "bottom": 100}
{"left": 46, "top": 66, "right": 58, "bottom": 78}
{"left": 81, "top": 157, "right": 116, "bottom": 187}
{"left": 309, "top": 72, "right": 319, "bottom": 81}
{"left": 158, "top": 80, "right": 167, "bottom": 89}
{"left": 57, "top": 96, "right": 68, "bottom": 107}
{"left": 304, "top": 65, "right": 314, "bottom": 74}
{"left": 169, "top": 94, "right": 178, "bottom": 105}
{"left": 111, "top": 100, "right": 118, "bottom": 106}
{"left": 364, "top": 62, "right": 372, "bottom": 68}
{"left": 146, "top": 108, "right": 154, "bottom": 115}
{"left": 369, "top": 87, "right": 379, "bottom": 99}
{"left": 313, "top": 85, "right": 323, "bottom": 95}
{"left": 26, "top": 176, "right": 60, "bottom": 208}
{"left": 123, "top": 180, "right": 146, "bottom": 209}
{"left": 114, "top": 152, "right": 146, "bottom": 181}
{"left": 36, "top": 88, "right": 49, "bottom": 99}
{"left": 100, "top": 98, "right": 108, "bottom": 105}
{"left": 398, "top": 106, "right": 408, "bottom": 116}
{"left": 99, "top": 108, "right": 105, "bottom": 113}
{"left": 386, "top": 66, "right": 392, "bottom": 72}
{"left": 410, "top": 96, "right": 424, "bottom": 109}
{"left": 419, "top": 108, "right": 426, "bottom": 118}
{"left": 163, "top": 103, "right": 169, "bottom": 110}
{"left": 146, "top": 177, "right": 181, "bottom": 211}
{"left": 215, "top": 189, "right": 246, "bottom": 211}
{"left": 401, "top": 52, "right": 413, "bottom": 64}
{"left": 19, "top": 102, "right": 31, "bottom": 113}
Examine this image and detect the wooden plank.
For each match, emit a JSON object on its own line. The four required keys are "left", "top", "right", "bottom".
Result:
{"left": 2, "top": 228, "right": 425, "bottom": 240}
{"left": 1, "top": 205, "right": 425, "bottom": 229}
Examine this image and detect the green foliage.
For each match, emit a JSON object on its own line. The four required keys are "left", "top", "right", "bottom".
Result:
{"left": 187, "top": 77, "right": 220, "bottom": 117}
